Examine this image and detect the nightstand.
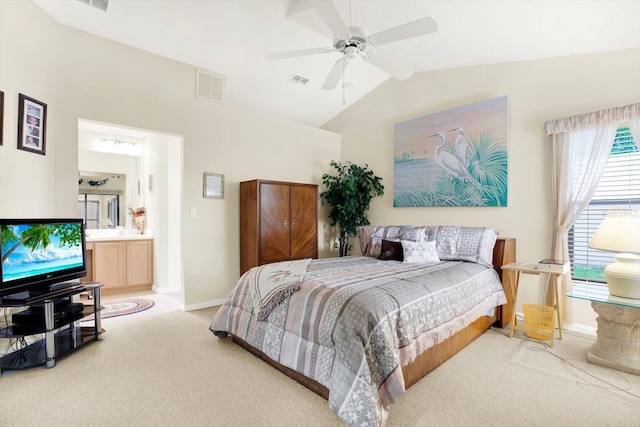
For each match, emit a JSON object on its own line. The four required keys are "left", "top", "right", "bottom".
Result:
{"left": 501, "top": 262, "right": 568, "bottom": 347}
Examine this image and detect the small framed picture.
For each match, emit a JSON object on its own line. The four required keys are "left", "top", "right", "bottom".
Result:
{"left": 17, "top": 93, "right": 47, "bottom": 155}
{"left": 203, "top": 172, "right": 224, "bottom": 199}
{"left": 0, "top": 91, "right": 4, "bottom": 146}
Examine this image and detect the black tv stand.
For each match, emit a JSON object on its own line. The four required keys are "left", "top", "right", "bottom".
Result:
{"left": 2, "top": 283, "right": 85, "bottom": 306}
{"left": 0, "top": 283, "right": 103, "bottom": 373}
{"left": 48, "top": 281, "right": 80, "bottom": 292}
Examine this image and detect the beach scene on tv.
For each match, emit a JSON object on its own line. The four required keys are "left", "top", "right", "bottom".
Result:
{"left": 0, "top": 223, "right": 83, "bottom": 282}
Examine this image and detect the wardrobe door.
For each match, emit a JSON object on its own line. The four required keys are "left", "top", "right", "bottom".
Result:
{"left": 259, "top": 182, "right": 291, "bottom": 264}
{"left": 290, "top": 184, "right": 318, "bottom": 260}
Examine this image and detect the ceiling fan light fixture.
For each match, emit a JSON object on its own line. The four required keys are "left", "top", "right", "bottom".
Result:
{"left": 344, "top": 46, "right": 358, "bottom": 59}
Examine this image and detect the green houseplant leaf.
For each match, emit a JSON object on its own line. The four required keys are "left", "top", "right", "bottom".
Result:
{"left": 320, "top": 161, "right": 384, "bottom": 256}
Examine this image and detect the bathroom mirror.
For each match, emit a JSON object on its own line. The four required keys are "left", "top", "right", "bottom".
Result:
{"left": 78, "top": 172, "right": 126, "bottom": 229}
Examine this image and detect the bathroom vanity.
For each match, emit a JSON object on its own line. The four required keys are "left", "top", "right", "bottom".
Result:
{"left": 82, "top": 233, "right": 153, "bottom": 294}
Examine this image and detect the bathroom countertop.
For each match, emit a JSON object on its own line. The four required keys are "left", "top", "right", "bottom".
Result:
{"left": 86, "top": 233, "right": 153, "bottom": 242}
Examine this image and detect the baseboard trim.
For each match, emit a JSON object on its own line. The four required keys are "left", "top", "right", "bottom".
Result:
{"left": 151, "top": 285, "right": 181, "bottom": 294}
{"left": 183, "top": 298, "right": 226, "bottom": 312}
{"left": 563, "top": 323, "right": 597, "bottom": 338}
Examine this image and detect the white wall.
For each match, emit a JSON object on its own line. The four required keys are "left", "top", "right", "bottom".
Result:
{"left": 166, "top": 136, "right": 183, "bottom": 294}
{"left": 0, "top": 1, "right": 341, "bottom": 307}
{"left": 144, "top": 132, "right": 170, "bottom": 293}
{"left": 323, "top": 48, "right": 640, "bottom": 328}
{"left": 0, "top": 1, "right": 59, "bottom": 216}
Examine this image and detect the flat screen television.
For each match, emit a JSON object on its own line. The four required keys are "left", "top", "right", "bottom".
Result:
{"left": 0, "top": 218, "right": 87, "bottom": 299}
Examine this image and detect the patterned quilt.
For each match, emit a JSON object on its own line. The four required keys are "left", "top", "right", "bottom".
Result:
{"left": 210, "top": 256, "right": 506, "bottom": 426}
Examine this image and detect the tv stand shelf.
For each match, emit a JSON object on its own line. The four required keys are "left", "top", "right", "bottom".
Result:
{"left": 0, "top": 283, "right": 103, "bottom": 373}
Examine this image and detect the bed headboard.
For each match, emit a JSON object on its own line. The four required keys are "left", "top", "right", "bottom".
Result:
{"left": 492, "top": 237, "right": 516, "bottom": 328}
{"left": 492, "top": 237, "right": 516, "bottom": 276}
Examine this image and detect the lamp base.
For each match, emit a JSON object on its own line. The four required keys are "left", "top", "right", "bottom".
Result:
{"left": 605, "top": 253, "right": 640, "bottom": 299}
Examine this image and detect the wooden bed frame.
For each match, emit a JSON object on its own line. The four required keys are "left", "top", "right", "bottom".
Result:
{"left": 230, "top": 237, "right": 516, "bottom": 399}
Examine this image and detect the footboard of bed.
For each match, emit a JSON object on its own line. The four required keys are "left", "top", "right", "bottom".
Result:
{"left": 402, "top": 313, "right": 496, "bottom": 388}
{"left": 230, "top": 334, "right": 331, "bottom": 399}
{"left": 230, "top": 313, "right": 497, "bottom": 399}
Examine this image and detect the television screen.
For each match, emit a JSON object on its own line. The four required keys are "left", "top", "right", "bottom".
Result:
{"left": 0, "top": 218, "right": 87, "bottom": 298}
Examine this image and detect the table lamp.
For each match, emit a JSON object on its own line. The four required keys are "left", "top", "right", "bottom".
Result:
{"left": 588, "top": 209, "right": 640, "bottom": 299}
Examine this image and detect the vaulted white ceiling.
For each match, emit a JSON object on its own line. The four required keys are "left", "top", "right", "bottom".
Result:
{"left": 34, "top": 0, "right": 640, "bottom": 128}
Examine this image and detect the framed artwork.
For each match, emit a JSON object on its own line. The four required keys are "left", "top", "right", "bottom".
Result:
{"left": 393, "top": 95, "right": 509, "bottom": 207}
{"left": 203, "top": 172, "right": 224, "bottom": 199}
{"left": 17, "top": 93, "right": 47, "bottom": 155}
{"left": 0, "top": 91, "right": 4, "bottom": 146}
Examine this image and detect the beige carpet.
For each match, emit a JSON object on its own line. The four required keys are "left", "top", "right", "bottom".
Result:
{"left": 1, "top": 292, "right": 639, "bottom": 427}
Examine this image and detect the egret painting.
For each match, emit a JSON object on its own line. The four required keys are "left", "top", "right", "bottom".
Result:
{"left": 394, "top": 96, "right": 509, "bottom": 207}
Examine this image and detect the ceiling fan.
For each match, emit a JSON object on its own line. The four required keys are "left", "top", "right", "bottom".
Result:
{"left": 268, "top": 0, "right": 438, "bottom": 90}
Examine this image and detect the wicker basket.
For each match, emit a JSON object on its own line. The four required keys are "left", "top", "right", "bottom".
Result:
{"left": 523, "top": 304, "right": 554, "bottom": 341}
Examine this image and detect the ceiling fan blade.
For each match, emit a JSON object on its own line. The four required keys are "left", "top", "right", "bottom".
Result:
{"left": 267, "top": 47, "right": 335, "bottom": 60}
{"left": 322, "top": 58, "right": 348, "bottom": 90}
{"left": 368, "top": 17, "right": 438, "bottom": 46}
{"left": 311, "top": 0, "right": 350, "bottom": 41}
{"left": 365, "top": 53, "right": 413, "bottom": 80}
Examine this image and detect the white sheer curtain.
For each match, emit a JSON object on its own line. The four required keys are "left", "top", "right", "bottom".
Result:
{"left": 544, "top": 103, "right": 640, "bottom": 323}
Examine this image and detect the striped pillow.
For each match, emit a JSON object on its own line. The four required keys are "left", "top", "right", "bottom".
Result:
{"left": 357, "top": 225, "right": 428, "bottom": 257}
{"left": 429, "top": 226, "right": 498, "bottom": 268}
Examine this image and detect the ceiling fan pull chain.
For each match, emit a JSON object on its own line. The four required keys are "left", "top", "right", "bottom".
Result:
{"left": 342, "top": 58, "right": 346, "bottom": 105}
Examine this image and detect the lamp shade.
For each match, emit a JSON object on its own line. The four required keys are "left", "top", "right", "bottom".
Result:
{"left": 588, "top": 209, "right": 640, "bottom": 299}
{"left": 588, "top": 209, "right": 640, "bottom": 254}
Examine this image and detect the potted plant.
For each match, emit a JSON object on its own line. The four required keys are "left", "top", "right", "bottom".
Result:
{"left": 320, "top": 161, "right": 384, "bottom": 256}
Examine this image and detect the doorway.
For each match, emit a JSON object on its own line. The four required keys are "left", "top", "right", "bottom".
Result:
{"left": 78, "top": 119, "right": 184, "bottom": 303}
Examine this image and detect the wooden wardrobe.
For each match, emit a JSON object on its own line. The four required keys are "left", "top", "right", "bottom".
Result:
{"left": 240, "top": 180, "right": 318, "bottom": 275}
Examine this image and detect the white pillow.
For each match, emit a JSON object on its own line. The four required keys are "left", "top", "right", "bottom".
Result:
{"left": 401, "top": 240, "right": 440, "bottom": 264}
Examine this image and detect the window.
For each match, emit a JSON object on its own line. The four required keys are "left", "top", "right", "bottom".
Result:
{"left": 569, "top": 127, "right": 640, "bottom": 283}
{"left": 78, "top": 199, "right": 99, "bottom": 229}
{"left": 107, "top": 196, "right": 119, "bottom": 228}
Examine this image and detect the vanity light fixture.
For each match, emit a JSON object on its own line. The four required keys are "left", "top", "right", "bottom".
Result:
{"left": 100, "top": 138, "right": 137, "bottom": 146}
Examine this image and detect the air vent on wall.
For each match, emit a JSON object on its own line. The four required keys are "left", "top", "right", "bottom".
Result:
{"left": 196, "top": 69, "right": 226, "bottom": 103}
{"left": 289, "top": 74, "right": 310, "bottom": 85}
{"left": 77, "top": 0, "right": 109, "bottom": 12}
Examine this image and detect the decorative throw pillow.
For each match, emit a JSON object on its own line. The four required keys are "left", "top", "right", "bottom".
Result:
{"left": 358, "top": 225, "right": 428, "bottom": 257}
{"left": 378, "top": 239, "right": 404, "bottom": 261}
{"left": 357, "top": 225, "right": 374, "bottom": 255}
{"left": 430, "top": 226, "right": 498, "bottom": 268}
{"left": 357, "top": 225, "right": 386, "bottom": 256}
{"left": 369, "top": 226, "right": 401, "bottom": 257}
{"left": 401, "top": 240, "right": 440, "bottom": 264}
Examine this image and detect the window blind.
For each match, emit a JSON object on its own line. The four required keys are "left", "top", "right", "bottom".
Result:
{"left": 569, "top": 127, "right": 640, "bottom": 284}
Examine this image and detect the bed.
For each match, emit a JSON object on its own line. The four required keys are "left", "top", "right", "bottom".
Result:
{"left": 210, "top": 226, "right": 516, "bottom": 426}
